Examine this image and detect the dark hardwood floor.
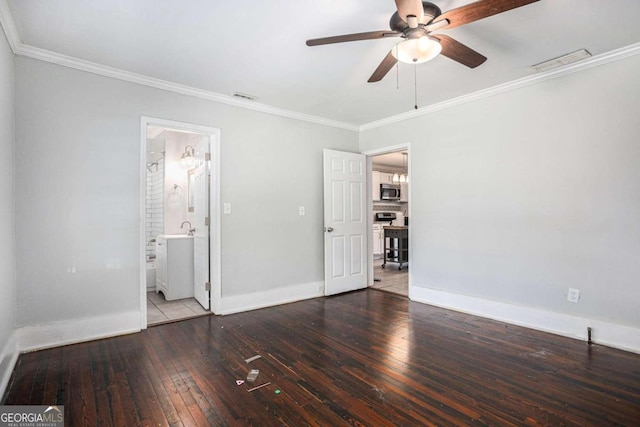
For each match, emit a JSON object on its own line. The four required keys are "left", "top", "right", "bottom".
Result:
{"left": 3, "top": 290, "right": 640, "bottom": 426}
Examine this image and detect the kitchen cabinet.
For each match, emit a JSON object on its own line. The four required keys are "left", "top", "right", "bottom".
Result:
{"left": 156, "top": 235, "right": 194, "bottom": 300}
{"left": 372, "top": 171, "right": 381, "bottom": 201}
{"left": 379, "top": 172, "right": 394, "bottom": 184}
{"left": 400, "top": 182, "right": 409, "bottom": 202}
{"left": 373, "top": 224, "right": 383, "bottom": 256}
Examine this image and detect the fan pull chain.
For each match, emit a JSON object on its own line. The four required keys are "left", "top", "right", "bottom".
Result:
{"left": 414, "top": 65, "right": 418, "bottom": 110}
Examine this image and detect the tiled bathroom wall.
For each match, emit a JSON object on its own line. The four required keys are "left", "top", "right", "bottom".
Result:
{"left": 146, "top": 157, "right": 164, "bottom": 260}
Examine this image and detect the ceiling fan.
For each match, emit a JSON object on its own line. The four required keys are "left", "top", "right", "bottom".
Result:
{"left": 306, "top": 0, "right": 540, "bottom": 82}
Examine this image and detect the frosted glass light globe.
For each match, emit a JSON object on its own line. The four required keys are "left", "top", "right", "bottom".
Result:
{"left": 392, "top": 37, "right": 442, "bottom": 64}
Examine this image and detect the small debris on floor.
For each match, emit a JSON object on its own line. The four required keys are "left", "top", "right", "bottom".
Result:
{"left": 274, "top": 389, "right": 281, "bottom": 395}
{"left": 247, "top": 382, "right": 271, "bottom": 393}
{"left": 245, "top": 354, "right": 262, "bottom": 364}
{"left": 246, "top": 369, "right": 259, "bottom": 383}
{"left": 236, "top": 380, "right": 245, "bottom": 386}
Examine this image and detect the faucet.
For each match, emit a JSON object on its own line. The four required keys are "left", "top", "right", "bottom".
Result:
{"left": 181, "top": 221, "right": 195, "bottom": 236}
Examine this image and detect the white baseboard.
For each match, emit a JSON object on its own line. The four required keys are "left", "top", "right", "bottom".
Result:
{"left": 17, "top": 310, "right": 142, "bottom": 353}
{"left": 221, "top": 281, "right": 324, "bottom": 315}
{"left": 410, "top": 285, "right": 640, "bottom": 354}
{"left": 0, "top": 332, "right": 19, "bottom": 400}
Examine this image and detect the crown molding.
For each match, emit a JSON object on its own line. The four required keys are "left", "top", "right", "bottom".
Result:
{"left": 13, "top": 40, "right": 640, "bottom": 135}
{"left": 359, "top": 42, "right": 640, "bottom": 132}
{"left": 0, "top": 0, "right": 358, "bottom": 132}
{"left": 0, "top": 0, "right": 19, "bottom": 53}
{"left": 3, "top": 0, "right": 639, "bottom": 134}
{"left": 14, "top": 44, "right": 359, "bottom": 131}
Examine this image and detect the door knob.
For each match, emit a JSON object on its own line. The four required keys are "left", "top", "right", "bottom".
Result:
{"left": 325, "top": 227, "right": 334, "bottom": 233}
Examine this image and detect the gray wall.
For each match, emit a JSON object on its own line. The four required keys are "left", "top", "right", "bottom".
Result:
{"left": 11, "top": 35, "right": 639, "bottom": 346}
{"left": 0, "top": 30, "right": 16, "bottom": 378}
{"left": 360, "top": 55, "right": 640, "bottom": 328}
{"left": 14, "top": 57, "right": 358, "bottom": 327}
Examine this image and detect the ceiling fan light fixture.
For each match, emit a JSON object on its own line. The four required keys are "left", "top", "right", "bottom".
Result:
{"left": 392, "top": 37, "right": 442, "bottom": 64}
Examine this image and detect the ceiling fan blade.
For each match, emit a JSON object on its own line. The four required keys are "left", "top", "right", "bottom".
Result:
{"left": 368, "top": 51, "right": 398, "bottom": 83}
{"left": 395, "top": 0, "right": 424, "bottom": 27}
{"left": 430, "top": 34, "right": 487, "bottom": 68}
{"left": 433, "top": 0, "right": 540, "bottom": 29}
{"left": 306, "top": 31, "right": 400, "bottom": 46}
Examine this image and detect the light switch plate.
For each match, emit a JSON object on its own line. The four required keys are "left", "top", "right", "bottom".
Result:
{"left": 299, "top": 206, "right": 305, "bottom": 216}
{"left": 224, "top": 203, "right": 231, "bottom": 214}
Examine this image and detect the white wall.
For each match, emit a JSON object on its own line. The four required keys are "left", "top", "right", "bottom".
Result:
{"left": 14, "top": 57, "right": 358, "bottom": 333}
{"left": 12, "top": 30, "right": 638, "bottom": 355}
{"left": 360, "top": 55, "right": 640, "bottom": 348}
{"left": 0, "top": 27, "right": 17, "bottom": 394}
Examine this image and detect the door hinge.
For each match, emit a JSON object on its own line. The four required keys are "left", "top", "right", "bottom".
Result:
{"left": 205, "top": 282, "right": 211, "bottom": 291}
{"left": 204, "top": 217, "right": 210, "bottom": 226}
{"left": 205, "top": 153, "right": 211, "bottom": 161}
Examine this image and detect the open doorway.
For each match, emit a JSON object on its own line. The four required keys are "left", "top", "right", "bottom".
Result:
{"left": 140, "top": 117, "right": 221, "bottom": 328}
{"left": 368, "top": 149, "right": 409, "bottom": 297}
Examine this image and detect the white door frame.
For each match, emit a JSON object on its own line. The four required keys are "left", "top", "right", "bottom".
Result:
{"left": 139, "top": 116, "right": 222, "bottom": 329}
{"left": 363, "top": 143, "right": 412, "bottom": 296}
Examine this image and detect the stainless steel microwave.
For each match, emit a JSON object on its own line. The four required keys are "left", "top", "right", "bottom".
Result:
{"left": 380, "top": 183, "right": 401, "bottom": 201}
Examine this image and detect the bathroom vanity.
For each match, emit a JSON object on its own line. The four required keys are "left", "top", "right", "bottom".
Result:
{"left": 155, "top": 235, "right": 194, "bottom": 300}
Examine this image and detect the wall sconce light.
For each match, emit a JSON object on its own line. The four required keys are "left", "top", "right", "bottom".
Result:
{"left": 180, "top": 145, "right": 195, "bottom": 169}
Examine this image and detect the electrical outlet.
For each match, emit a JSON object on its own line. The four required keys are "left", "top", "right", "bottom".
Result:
{"left": 567, "top": 288, "right": 580, "bottom": 303}
{"left": 299, "top": 206, "right": 305, "bottom": 216}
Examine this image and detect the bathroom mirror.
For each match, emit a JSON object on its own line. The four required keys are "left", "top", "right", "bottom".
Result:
{"left": 187, "top": 169, "right": 195, "bottom": 212}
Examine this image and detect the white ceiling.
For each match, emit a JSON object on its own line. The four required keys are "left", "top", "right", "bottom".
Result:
{"left": 5, "top": 0, "right": 640, "bottom": 126}
{"left": 372, "top": 151, "right": 407, "bottom": 169}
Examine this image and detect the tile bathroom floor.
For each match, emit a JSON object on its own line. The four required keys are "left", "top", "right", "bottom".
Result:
{"left": 147, "top": 291, "right": 210, "bottom": 326}
{"left": 370, "top": 258, "right": 408, "bottom": 296}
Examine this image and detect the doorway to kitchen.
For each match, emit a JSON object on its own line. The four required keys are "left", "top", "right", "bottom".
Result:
{"left": 139, "top": 117, "right": 221, "bottom": 328}
{"left": 367, "top": 146, "right": 410, "bottom": 297}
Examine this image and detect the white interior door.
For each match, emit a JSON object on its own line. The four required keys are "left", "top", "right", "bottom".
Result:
{"left": 193, "top": 139, "right": 210, "bottom": 309}
{"left": 323, "top": 149, "right": 367, "bottom": 295}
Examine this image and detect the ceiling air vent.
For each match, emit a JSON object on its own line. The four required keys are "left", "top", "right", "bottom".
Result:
{"left": 232, "top": 92, "right": 259, "bottom": 101}
{"left": 531, "top": 49, "right": 592, "bottom": 73}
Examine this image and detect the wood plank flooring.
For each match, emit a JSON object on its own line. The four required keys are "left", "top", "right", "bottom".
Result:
{"left": 3, "top": 290, "right": 640, "bottom": 426}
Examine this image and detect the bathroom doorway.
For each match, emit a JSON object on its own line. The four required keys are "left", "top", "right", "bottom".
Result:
{"left": 140, "top": 117, "right": 221, "bottom": 328}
